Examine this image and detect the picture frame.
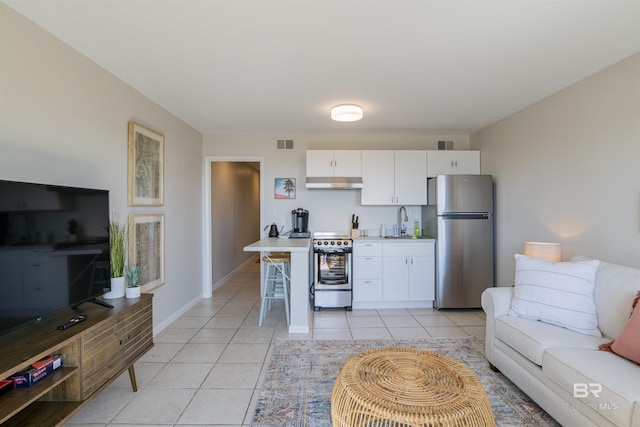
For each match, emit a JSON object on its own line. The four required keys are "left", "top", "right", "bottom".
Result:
{"left": 275, "top": 178, "right": 296, "bottom": 199}
{"left": 128, "top": 214, "right": 165, "bottom": 292}
{"left": 128, "top": 121, "right": 164, "bottom": 206}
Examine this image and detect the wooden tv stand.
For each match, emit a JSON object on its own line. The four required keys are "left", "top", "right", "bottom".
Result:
{"left": 0, "top": 294, "right": 153, "bottom": 426}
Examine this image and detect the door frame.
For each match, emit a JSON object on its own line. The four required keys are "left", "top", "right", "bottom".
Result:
{"left": 203, "top": 156, "right": 264, "bottom": 297}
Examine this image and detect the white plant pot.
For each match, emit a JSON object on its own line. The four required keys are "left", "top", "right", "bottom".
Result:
{"left": 126, "top": 286, "right": 141, "bottom": 299}
{"left": 103, "top": 276, "right": 125, "bottom": 299}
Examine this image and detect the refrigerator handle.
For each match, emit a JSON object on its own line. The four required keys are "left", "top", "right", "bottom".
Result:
{"left": 441, "top": 213, "right": 490, "bottom": 220}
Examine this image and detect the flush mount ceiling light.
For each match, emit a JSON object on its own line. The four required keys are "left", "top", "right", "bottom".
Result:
{"left": 331, "top": 104, "right": 363, "bottom": 122}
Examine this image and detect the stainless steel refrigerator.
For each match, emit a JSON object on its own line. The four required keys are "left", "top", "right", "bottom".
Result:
{"left": 421, "top": 175, "right": 495, "bottom": 308}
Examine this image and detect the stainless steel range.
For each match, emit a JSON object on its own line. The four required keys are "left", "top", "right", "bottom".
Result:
{"left": 312, "top": 232, "right": 353, "bottom": 311}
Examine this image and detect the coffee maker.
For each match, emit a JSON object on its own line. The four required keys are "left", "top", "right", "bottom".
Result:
{"left": 289, "top": 208, "right": 310, "bottom": 238}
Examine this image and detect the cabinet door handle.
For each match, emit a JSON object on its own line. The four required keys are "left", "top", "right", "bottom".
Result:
{"left": 365, "top": 257, "right": 373, "bottom": 260}
{"left": 454, "top": 160, "right": 458, "bottom": 167}
{"left": 405, "top": 258, "right": 408, "bottom": 264}
{"left": 411, "top": 258, "right": 414, "bottom": 265}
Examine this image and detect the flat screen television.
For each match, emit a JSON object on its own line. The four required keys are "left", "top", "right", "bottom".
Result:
{"left": 0, "top": 179, "right": 111, "bottom": 335}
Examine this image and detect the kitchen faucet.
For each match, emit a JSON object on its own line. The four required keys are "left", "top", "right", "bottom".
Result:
{"left": 398, "top": 206, "right": 408, "bottom": 224}
{"left": 399, "top": 206, "right": 408, "bottom": 222}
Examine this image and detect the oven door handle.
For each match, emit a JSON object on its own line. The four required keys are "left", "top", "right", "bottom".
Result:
{"left": 314, "top": 249, "right": 351, "bottom": 254}
{"left": 318, "top": 279, "right": 349, "bottom": 285}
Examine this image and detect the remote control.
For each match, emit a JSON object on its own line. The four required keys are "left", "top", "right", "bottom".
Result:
{"left": 58, "top": 314, "right": 87, "bottom": 330}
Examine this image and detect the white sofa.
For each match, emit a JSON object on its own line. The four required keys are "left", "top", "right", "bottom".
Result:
{"left": 482, "top": 258, "right": 640, "bottom": 427}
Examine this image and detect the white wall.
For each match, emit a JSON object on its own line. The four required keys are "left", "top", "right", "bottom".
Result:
{"left": 0, "top": 4, "right": 204, "bottom": 331}
{"left": 203, "top": 133, "right": 470, "bottom": 237}
{"left": 471, "top": 53, "right": 640, "bottom": 286}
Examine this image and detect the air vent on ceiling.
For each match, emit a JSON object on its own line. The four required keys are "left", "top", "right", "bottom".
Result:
{"left": 277, "top": 139, "right": 294, "bottom": 150}
{"left": 437, "top": 140, "right": 454, "bottom": 150}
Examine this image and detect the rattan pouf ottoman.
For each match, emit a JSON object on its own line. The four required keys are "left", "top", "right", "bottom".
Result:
{"left": 331, "top": 347, "right": 495, "bottom": 427}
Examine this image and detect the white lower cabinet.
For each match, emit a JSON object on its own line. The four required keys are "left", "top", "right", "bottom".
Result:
{"left": 381, "top": 255, "right": 410, "bottom": 301}
{"left": 383, "top": 243, "right": 435, "bottom": 302}
{"left": 353, "top": 242, "right": 383, "bottom": 303}
{"left": 353, "top": 240, "right": 435, "bottom": 309}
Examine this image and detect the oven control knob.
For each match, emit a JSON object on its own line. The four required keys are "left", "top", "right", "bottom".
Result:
{"left": 337, "top": 241, "right": 341, "bottom": 245}
{"left": 330, "top": 241, "right": 335, "bottom": 245}
{"left": 323, "top": 241, "right": 328, "bottom": 245}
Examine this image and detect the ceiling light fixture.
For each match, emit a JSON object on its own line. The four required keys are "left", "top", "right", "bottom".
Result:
{"left": 331, "top": 104, "right": 363, "bottom": 122}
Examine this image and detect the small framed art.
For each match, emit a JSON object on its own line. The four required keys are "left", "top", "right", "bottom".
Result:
{"left": 275, "top": 178, "right": 296, "bottom": 199}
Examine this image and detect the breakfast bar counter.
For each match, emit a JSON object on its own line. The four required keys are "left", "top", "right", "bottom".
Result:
{"left": 243, "top": 237, "right": 312, "bottom": 333}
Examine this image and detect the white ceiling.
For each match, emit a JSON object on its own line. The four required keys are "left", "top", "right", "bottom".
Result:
{"left": 4, "top": 1, "right": 640, "bottom": 135}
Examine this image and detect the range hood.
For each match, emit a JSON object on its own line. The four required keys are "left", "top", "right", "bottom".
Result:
{"left": 305, "top": 176, "right": 364, "bottom": 190}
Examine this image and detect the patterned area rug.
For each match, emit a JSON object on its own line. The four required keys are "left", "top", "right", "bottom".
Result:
{"left": 251, "top": 337, "right": 560, "bottom": 427}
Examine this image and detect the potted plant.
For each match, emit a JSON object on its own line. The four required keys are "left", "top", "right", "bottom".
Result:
{"left": 103, "top": 213, "right": 128, "bottom": 299}
{"left": 124, "top": 264, "right": 143, "bottom": 298}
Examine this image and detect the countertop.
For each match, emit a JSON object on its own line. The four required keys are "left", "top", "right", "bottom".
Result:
{"left": 243, "top": 237, "right": 311, "bottom": 252}
{"left": 352, "top": 236, "right": 435, "bottom": 243}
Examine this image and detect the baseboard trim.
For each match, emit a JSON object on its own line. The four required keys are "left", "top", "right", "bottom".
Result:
{"left": 211, "top": 255, "right": 259, "bottom": 292}
{"left": 152, "top": 255, "right": 258, "bottom": 336}
{"left": 153, "top": 294, "right": 202, "bottom": 336}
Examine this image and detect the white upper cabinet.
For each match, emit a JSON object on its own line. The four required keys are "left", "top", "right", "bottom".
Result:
{"left": 306, "top": 150, "right": 361, "bottom": 177}
{"left": 361, "top": 150, "right": 427, "bottom": 205}
{"left": 427, "top": 150, "right": 480, "bottom": 177}
{"left": 394, "top": 151, "right": 427, "bottom": 205}
{"left": 361, "top": 151, "right": 395, "bottom": 205}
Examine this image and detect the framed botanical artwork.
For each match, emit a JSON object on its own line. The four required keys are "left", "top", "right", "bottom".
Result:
{"left": 128, "top": 121, "right": 164, "bottom": 206}
{"left": 275, "top": 178, "right": 296, "bottom": 199}
{"left": 128, "top": 214, "right": 165, "bottom": 292}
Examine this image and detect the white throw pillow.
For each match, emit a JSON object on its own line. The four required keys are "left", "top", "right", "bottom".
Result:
{"left": 509, "top": 254, "right": 601, "bottom": 337}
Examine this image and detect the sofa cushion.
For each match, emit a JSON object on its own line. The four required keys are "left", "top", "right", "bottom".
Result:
{"left": 573, "top": 256, "right": 640, "bottom": 339}
{"left": 543, "top": 347, "right": 640, "bottom": 427}
{"left": 495, "top": 314, "right": 608, "bottom": 366}
{"left": 509, "top": 254, "right": 601, "bottom": 336}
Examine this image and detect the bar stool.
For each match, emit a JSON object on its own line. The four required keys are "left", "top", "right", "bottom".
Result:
{"left": 259, "top": 252, "right": 291, "bottom": 327}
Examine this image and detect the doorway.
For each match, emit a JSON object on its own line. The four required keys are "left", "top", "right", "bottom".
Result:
{"left": 203, "top": 156, "right": 264, "bottom": 297}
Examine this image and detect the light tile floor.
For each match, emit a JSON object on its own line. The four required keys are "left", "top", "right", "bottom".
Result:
{"left": 65, "top": 258, "right": 486, "bottom": 426}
